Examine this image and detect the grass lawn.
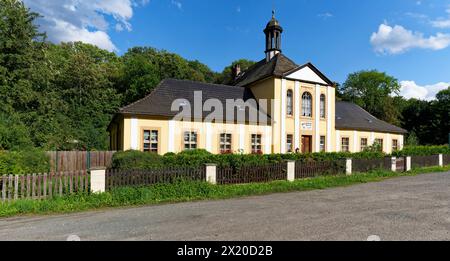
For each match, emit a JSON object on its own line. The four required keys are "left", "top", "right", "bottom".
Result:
{"left": 0, "top": 165, "right": 449, "bottom": 218}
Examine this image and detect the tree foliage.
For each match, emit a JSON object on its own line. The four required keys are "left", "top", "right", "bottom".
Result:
{"left": 340, "top": 69, "right": 449, "bottom": 145}
{"left": 340, "top": 70, "right": 401, "bottom": 125}
{"left": 215, "top": 59, "right": 256, "bottom": 85}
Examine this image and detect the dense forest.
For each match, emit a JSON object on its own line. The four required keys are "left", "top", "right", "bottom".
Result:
{"left": 0, "top": 0, "right": 448, "bottom": 151}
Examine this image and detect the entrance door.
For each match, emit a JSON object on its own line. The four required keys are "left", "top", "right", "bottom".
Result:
{"left": 301, "top": 135, "right": 312, "bottom": 153}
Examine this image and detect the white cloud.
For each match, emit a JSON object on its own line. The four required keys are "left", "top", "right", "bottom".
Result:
{"left": 237, "top": 6, "right": 241, "bottom": 13}
{"left": 318, "top": 12, "right": 333, "bottom": 19}
{"left": 370, "top": 23, "right": 450, "bottom": 54}
{"left": 400, "top": 81, "right": 450, "bottom": 100}
{"left": 430, "top": 8, "right": 450, "bottom": 28}
{"left": 23, "top": 0, "right": 148, "bottom": 52}
{"left": 171, "top": 0, "right": 182, "bottom": 10}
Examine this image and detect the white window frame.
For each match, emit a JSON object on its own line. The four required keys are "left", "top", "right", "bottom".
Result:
{"left": 143, "top": 130, "right": 158, "bottom": 153}
{"left": 341, "top": 137, "right": 350, "bottom": 152}
{"left": 251, "top": 134, "right": 262, "bottom": 154}
{"left": 302, "top": 92, "right": 312, "bottom": 117}
{"left": 320, "top": 94, "right": 326, "bottom": 119}
{"left": 183, "top": 131, "right": 198, "bottom": 150}
{"left": 219, "top": 133, "right": 232, "bottom": 154}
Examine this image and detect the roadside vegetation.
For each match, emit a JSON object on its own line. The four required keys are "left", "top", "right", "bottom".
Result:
{"left": 1, "top": 165, "right": 449, "bottom": 218}
{"left": 112, "top": 146, "right": 450, "bottom": 170}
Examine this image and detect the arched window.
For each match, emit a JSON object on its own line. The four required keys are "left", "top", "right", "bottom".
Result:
{"left": 286, "top": 89, "right": 293, "bottom": 116}
{"left": 301, "top": 92, "right": 312, "bottom": 117}
{"left": 320, "top": 94, "right": 326, "bottom": 118}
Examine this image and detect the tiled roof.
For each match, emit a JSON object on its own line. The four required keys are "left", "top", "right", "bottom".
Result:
{"left": 335, "top": 101, "right": 407, "bottom": 134}
{"left": 119, "top": 79, "right": 270, "bottom": 124}
{"left": 233, "top": 53, "right": 298, "bottom": 87}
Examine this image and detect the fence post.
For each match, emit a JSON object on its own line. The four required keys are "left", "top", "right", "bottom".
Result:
{"left": 438, "top": 154, "right": 443, "bottom": 167}
{"left": 346, "top": 158, "right": 352, "bottom": 175}
{"left": 90, "top": 167, "right": 106, "bottom": 193}
{"left": 205, "top": 164, "right": 217, "bottom": 185}
{"left": 391, "top": 157, "right": 397, "bottom": 172}
{"left": 406, "top": 156, "right": 411, "bottom": 171}
{"left": 286, "top": 160, "right": 295, "bottom": 182}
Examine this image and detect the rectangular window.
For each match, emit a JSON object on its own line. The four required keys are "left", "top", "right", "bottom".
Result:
{"left": 392, "top": 139, "right": 398, "bottom": 151}
{"left": 375, "top": 138, "right": 384, "bottom": 151}
{"left": 143, "top": 130, "right": 158, "bottom": 153}
{"left": 183, "top": 131, "right": 197, "bottom": 150}
{"left": 341, "top": 137, "right": 350, "bottom": 152}
{"left": 251, "top": 134, "right": 262, "bottom": 154}
{"left": 286, "top": 134, "right": 293, "bottom": 153}
{"left": 219, "top": 133, "right": 232, "bottom": 154}
{"left": 360, "top": 138, "right": 368, "bottom": 151}
{"left": 319, "top": 136, "right": 326, "bottom": 152}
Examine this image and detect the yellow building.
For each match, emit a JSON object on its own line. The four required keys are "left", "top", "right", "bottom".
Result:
{"left": 108, "top": 13, "right": 406, "bottom": 155}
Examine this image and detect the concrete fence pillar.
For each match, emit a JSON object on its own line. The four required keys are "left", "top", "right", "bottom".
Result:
{"left": 438, "top": 154, "right": 443, "bottom": 167}
{"left": 90, "top": 167, "right": 106, "bottom": 193}
{"left": 391, "top": 157, "right": 397, "bottom": 172}
{"left": 286, "top": 160, "right": 295, "bottom": 182}
{"left": 346, "top": 158, "right": 352, "bottom": 175}
{"left": 406, "top": 156, "right": 411, "bottom": 171}
{"left": 205, "top": 164, "right": 217, "bottom": 185}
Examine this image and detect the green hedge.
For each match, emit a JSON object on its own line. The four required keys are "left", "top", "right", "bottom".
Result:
{"left": 391, "top": 145, "right": 450, "bottom": 157}
{"left": 0, "top": 149, "right": 50, "bottom": 175}
{"left": 112, "top": 149, "right": 385, "bottom": 170}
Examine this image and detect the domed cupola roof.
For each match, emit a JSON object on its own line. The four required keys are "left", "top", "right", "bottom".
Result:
{"left": 264, "top": 10, "right": 283, "bottom": 33}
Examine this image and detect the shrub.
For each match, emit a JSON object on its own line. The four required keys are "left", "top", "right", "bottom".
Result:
{"left": 111, "top": 150, "right": 163, "bottom": 170}
{"left": 111, "top": 146, "right": 448, "bottom": 171}
{"left": 392, "top": 145, "right": 450, "bottom": 157}
{"left": 0, "top": 149, "right": 50, "bottom": 175}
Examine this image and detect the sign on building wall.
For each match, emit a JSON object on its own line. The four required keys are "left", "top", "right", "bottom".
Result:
{"left": 301, "top": 122, "right": 313, "bottom": 130}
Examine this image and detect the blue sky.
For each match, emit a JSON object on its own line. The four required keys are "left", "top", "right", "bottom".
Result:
{"left": 24, "top": 0, "right": 450, "bottom": 100}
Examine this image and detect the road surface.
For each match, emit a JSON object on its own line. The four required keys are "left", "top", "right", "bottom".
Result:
{"left": 1, "top": 171, "right": 449, "bottom": 240}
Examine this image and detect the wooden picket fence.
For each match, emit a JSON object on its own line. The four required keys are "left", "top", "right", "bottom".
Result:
{"left": 47, "top": 151, "right": 116, "bottom": 172}
{"left": 411, "top": 155, "right": 439, "bottom": 168}
{"left": 106, "top": 167, "right": 206, "bottom": 190}
{"left": 295, "top": 160, "right": 346, "bottom": 179}
{"left": 0, "top": 170, "right": 90, "bottom": 202}
{"left": 216, "top": 163, "right": 286, "bottom": 185}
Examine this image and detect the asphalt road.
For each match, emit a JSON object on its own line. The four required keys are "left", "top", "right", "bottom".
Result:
{"left": 1, "top": 171, "right": 450, "bottom": 241}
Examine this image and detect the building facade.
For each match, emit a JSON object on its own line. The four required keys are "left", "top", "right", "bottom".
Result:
{"left": 108, "top": 13, "right": 406, "bottom": 155}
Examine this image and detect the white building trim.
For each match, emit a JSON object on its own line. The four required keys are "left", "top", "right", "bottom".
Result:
{"left": 285, "top": 65, "right": 328, "bottom": 85}
{"left": 315, "top": 84, "right": 320, "bottom": 152}
{"left": 353, "top": 130, "right": 357, "bottom": 152}
{"left": 280, "top": 78, "right": 287, "bottom": 153}
{"left": 239, "top": 124, "right": 245, "bottom": 152}
{"left": 336, "top": 130, "right": 340, "bottom": 152}
{"left": 294, "top": 81, "right": 300, "bottom": 150}
{"left": 387, "top": 133, "right": 391, "bottom": 154}
{"left": 130, "top": 117, "right": 138, "bottom": 150}
{"left": 205, "top": 122, "right": 212, "bottom": 152}
{"left": 265, "top": 125, "right": 272, "bottom": 153}
{"left": 168, "top": 120, "right": 175, "bottom": 152}
{"left": 370, "top": 132, "right": 375, "bottom": 145}
{"left": 326, "top": 86, "right": 332, "bottom": 152}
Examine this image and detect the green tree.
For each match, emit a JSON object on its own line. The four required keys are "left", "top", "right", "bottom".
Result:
{"left": 48, "top": 42, "right": 122, "bottom": 150}
{"left": 0, "top": 0, "right": 46, "bottom": 114}
{"left": 119, "top": 47, "right": 218, "bottom": 105}
{"left": 340, "top": 70, "right": 401, "bottom": 125}
{"left": 215, "top": 59, "right": 256, "bottom": 85}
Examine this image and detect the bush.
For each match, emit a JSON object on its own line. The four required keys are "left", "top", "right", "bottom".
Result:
{"left": 392, "top": 145, "right": 450, "bottom": 157}
{"left": 111, "top": 150, "right": 164, "bottom": 170}
{"left": 0, "top": 149, "right": 50, "bottom": 175}
{"left": 112, "top": 149, "right": 386, "bottom": 170}
{"left": 111, "top": 146, "right": 449, "bottom": 171}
